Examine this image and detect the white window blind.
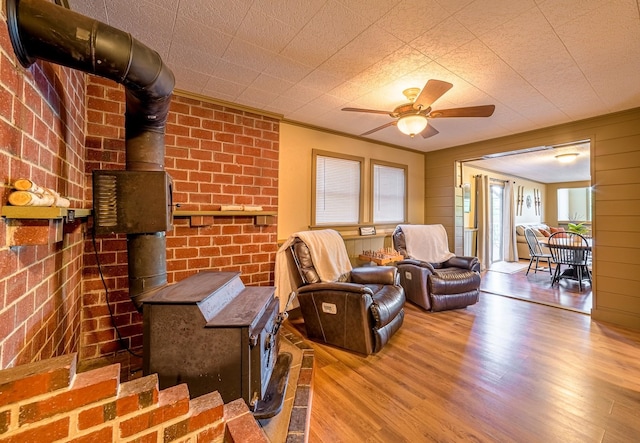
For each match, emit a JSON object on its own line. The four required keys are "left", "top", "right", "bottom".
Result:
{"left": 315, "top": 155, "right": 360, "bottom": 224}
{"left": 373, "top": 163, "right": 406, "bottom": 223}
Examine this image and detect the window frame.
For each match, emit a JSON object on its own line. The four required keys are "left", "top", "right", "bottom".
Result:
{"left": 370, "top": 159, "right": 408, "bottom": 224}
{"left": 311, "top": 149, "right": 365, "bottom": 227}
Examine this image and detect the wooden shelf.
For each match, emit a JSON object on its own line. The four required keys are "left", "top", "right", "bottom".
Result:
{"left": 0, "top": 207, "right": 276, "bottom": 220}
{"left": 172, "top": 210, "right": 277, "bottom": 227}
{"left": 173, "top": 210, "right": 276, "bottom": 217}
{"left": 1, "top": 206, "right": 91, "bottom": 220}
{"left": 342, "top": 233, "right": 389, "bottom": 240}
{"left": 1, "top": 206, "right": 90, "bottom": 246}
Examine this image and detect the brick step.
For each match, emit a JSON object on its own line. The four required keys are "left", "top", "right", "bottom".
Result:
{"left": 0, "top": 354, "right": 76, "bottom": 408}
{"left": 0, "top": 353, "right": 269, "bottom": 443}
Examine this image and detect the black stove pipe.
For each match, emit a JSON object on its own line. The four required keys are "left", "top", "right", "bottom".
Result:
{"left": 6, "top": 0, "right": 175, "bottom": 310}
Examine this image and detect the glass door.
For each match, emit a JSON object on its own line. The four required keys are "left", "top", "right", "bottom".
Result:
{"left": 490, "top": 183, "right": 504, "bottom": 263}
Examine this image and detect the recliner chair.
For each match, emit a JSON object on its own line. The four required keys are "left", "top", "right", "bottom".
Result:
{"left": 287, "top": 233, "right": 405, "bottom": 355}
{"left": 393, "top": 224, "right": 481, "bottom": 312}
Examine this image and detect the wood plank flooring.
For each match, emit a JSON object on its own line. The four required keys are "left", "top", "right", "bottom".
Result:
{"left": 286, "top": 292, "right": 640, "bottom": 442}
{"left": 481, "top": 260, "right": 593, "bottom": 313}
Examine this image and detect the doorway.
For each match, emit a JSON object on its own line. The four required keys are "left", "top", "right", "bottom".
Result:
{"left": 459, "top": 140, "right": 592, "bottom": 313}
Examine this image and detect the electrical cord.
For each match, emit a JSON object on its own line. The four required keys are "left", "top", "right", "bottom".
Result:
{"left": 91, "top": 229, "right": 143, "bottom": 359}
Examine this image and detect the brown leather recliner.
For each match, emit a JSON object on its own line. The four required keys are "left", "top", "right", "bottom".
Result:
{"left": 393, "top": 225, "right": 481, "bottom": 312}
{"left": 289, "top": 238, "right": 405, "bottom": 355}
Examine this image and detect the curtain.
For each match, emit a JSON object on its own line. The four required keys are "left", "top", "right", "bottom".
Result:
{"left": 475, "top": 175, "right": 490, "bottom": 271}
{"left": 502, "top": 181, "right": 519, "bottom": 262}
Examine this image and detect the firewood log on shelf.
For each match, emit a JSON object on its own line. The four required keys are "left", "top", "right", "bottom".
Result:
{"left": 13, "top": 178, "right": 48, "bottom": 193}
{"left": 8, "top": 178, "right": 70, "bottom": 207}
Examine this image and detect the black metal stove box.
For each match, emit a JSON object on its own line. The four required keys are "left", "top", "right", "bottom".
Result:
{"left": 142, "top": 271, "right": 290, "bottom": 417}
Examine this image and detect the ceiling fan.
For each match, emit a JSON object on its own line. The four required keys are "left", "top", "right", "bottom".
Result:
{"left": 342, "top": 79, "right": 496, "bottom": 139}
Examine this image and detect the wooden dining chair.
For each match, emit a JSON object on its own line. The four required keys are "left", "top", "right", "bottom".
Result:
{"left": 524, "top": 228, "right": 553, "bottom": 275}
{"left": 547, "top": 232, "right": 592, "bottom": 290}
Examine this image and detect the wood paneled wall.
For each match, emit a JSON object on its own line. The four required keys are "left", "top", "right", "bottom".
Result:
{"left": 424, "top": 108, "right": 640, "bottom": 330}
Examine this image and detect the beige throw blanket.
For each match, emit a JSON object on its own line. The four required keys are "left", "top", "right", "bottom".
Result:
{"left": 399, "top": 224, "right": 456, "bottom": 263}
{"left": 274, "top": 229, "right": 352, "bottom": 312}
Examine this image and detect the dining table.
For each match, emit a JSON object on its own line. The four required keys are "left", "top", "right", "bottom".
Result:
{"left": 539, "top": 236, "right": 593, "bottom": 249}
{"left": 539, "top": 236, "right": 592, "bottom": 290}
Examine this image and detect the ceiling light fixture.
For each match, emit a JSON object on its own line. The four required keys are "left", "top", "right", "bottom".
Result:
{"left": 397, "top": 114, "right": 427, "bottom": 137}
{"left": 555, "top": 153, "right": 579, "bottom": 163}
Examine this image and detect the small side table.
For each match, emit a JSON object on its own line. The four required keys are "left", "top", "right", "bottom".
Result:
{"left": 358, "top": 253, "right": 403, "bottom": 266}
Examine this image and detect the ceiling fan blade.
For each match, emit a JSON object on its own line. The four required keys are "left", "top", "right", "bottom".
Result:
{"left": 361, "top": 121, "right": 397, "bottom": 136}
{"left": 429, "top": 104, "right": 496, "bottom": 118}
{"left": 421, "top": 124, "right": 439, "bottom": 139}
{"left": 342, "top": 107, "right": 394, "bottom": 116}
{"left": 413, "top": 80, "right": 453, "bottom": 110}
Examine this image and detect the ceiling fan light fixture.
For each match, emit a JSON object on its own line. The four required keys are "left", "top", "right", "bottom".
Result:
{"left": 397, "top": 114, "right": 427, "bottom": 137}
{"left": 555, "top": 153, "right": 579, "bottom": 163}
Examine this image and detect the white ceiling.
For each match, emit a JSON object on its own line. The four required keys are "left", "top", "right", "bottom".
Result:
{"left": 464, "top": 141, "right": 591, "bottom": 183}
{"left": 65, "top": 0, "right": 639, "bottom": 179}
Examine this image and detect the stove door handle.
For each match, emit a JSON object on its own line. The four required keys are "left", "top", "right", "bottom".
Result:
{"left": 265, "top": 333, "right": 274, "bottom": 350}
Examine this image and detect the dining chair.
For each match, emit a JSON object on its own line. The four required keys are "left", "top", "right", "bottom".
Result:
{"left": 524, "top": 228, "right": 553, "bottom": 275}
{"left": 547, "top": 232, "right": 592, "bottom": 290}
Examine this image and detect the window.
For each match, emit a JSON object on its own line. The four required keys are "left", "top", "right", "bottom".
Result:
{"left": 312, "top": 150, "right": 363, "bottom": 225}
{"left": 372, "top": 161, "right": 407, "bottom": 223}
{"left": 557, "top": 187, "right": 592, "bottom": 221}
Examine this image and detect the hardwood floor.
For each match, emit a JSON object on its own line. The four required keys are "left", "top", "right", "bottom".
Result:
{"left": 481, "top": 260, "right": 593, "bottom": 313}
{"left": 286, "top": 293, "right": 640, "bottom": 442}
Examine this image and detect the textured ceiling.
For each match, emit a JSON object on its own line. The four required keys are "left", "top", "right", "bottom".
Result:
{"left": 464, "top": 141, "right": 591, "bottom": 183}
{"left": 65, "top": 0, "right": 640, "bottom": 180}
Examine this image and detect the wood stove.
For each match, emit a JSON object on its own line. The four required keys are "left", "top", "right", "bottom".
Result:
{"left": 143, "top": 271, "right": 291, "bottom": 418}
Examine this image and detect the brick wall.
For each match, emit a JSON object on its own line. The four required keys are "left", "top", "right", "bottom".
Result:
{"left": 2, "top": 41, "right": 279, "bottom": 373}
{"left": 0, "top": 22, "right": 87, "bottom": 369}
{"left": 0, "top": 352, "right": 269, "bottom": 443}
{"left": 81, "top": 77, "right": 280, "bottom": 364}
{"left": 1, "top": 21, "right": 280, "bottom": 443}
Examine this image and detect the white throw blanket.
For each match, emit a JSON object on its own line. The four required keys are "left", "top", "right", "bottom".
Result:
{"left": 398, "top": 224, "right": 456, "bottom": 263}
{"left": 274, "top": 229, "right": 352, "bottom": 312}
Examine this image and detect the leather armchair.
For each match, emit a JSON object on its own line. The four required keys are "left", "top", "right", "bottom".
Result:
{"left": 393, "top": 225, "right": 481, "bottom": 312}
{"left": 289, "top": 238, "right": 405, "bottom": 355}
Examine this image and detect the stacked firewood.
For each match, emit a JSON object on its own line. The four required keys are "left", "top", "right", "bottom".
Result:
{"left": 8, "top": 178, "right": 70, "bottom": 208}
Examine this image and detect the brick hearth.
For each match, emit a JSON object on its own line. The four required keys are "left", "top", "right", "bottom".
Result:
{"left": 0, "top": 329, "right": 313, "bottom": 443}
